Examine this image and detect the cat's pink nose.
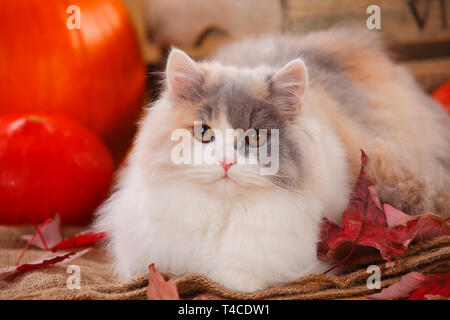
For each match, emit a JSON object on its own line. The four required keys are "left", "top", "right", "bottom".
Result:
{"left": 221, "top": 162, "right": 234, "bottom": 172}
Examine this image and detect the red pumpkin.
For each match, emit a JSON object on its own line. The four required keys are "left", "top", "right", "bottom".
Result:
{"left": 0, "top": 0, "right": 146, "bottom": 160}
{"left": 0, "top": 114, "right": 114, "bottom": 225}
{"left": 432, "top": 81, "right": 450, "bottom": 115}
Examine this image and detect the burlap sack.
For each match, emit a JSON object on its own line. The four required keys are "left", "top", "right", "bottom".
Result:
{"left": 0, "top": 226, "right": 449, "bottom": 300}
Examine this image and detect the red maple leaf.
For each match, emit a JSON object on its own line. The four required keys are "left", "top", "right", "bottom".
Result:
{"left": 16, "top": 252, "right": 75, "bottom": 273}
{"left": 408, "top": 274, "right": 450, "bottom": 300}
{"left": 21, "top": 215, "right": 107, "bottom": 253}
{"left": 21, "top": 215, "right": 63, "bottom": 250}
{"left": 367, "top": 272, "right": 450, "bottom": 300}
{"left": 146, "top": 264, "right": 209, "bottom": 300}
{"left": 319, "top": 150, "right": 450, "bottom": 267}
{"left": 147, "top": 264, "right": 180, "bottom": 300}
{"left": 384, "top": 204, "right": 450, "bottom": 241}
{"left": 0, "top": 249, "right": 91, "bottom": 281}
{"left": 432, "top": 80, "right": 450, "bottom": 115}
{"left": 7, "top": 215, "right": 106, "bottom": 280}
{"left": 51, "top": 231, "right": 107, "bottom": 251}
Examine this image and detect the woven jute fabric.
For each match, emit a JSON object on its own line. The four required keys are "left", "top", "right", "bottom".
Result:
{"left": 0, "top": 226, "right": 449, "bottom": 300}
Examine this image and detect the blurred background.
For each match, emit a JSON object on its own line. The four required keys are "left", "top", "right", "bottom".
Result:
{"left": 137, "top": 0, "right": 450, "bottom": 91}
{"left": 0, "top": 0, "right": 449, "bottom": 226}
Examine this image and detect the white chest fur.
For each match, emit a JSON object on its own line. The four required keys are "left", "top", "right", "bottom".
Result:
{"left": 100, "top": 172, "right": 329, "bottom": 292}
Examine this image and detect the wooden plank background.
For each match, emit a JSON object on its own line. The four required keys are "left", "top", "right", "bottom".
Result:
{"left": 285, "top": 0, "right": 450, "bottom": 46}
{"left": 121, "top": 0, "right": 450, "bottom": 92}
{"left": 121, "top": 0, "right": 161, "bottom": 64}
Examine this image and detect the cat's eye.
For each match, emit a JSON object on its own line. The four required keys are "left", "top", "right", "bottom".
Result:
{"left": 193, "top": 124, "right": 215, "bottom": 143}
{"left": 247, "top": 129, "right": 268, "bottom": 148}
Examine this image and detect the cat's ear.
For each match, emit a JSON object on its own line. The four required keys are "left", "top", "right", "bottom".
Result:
{"left": 166, "top": 48, "right": 205, "bottom": 100}
{"left": 268, "top": 59, "right": 308, "bottom": 110}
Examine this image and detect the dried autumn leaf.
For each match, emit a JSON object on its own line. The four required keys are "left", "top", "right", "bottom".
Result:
{"left": 368, "top": 272, "right": 450, "bottom": 300}
{"left": 21, "top": 215, "right": 63, "bottom": 250}
{"left": 20, "top": 215, "right": 106, "bottom": 252}
{"left": 147, "top": 264, "right": 180, "bottom": 300}
{"left": 385, "top": 204, "right": 450, "bottom": 241}
{"left": 51, "top": 231, "right": 106, "bottom": 251}
{"left": 412, "top": 213, "right": 450, "bottom": 241}
{"left": 383, "top": 204, "right": 410, "bottom": 226}
{"left": 367, "top": 272, "right": 428, "bottom": 299}
{"left": 318, "top": 150, "right": 450, "bottom": 264}
{"left": 0, "top": 248, "right": 91, "bottom": 281}
{"left": 408, "top": 274, "right": 450, "bottom": 300}
{"left": 16, "top": 216, "right": 60, "bottom": 266}
{"left": 319, "top": 150, "right": 400, "bottom": 262}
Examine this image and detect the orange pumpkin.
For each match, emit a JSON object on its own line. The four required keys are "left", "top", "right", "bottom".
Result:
{"left": 0, "top": 0, "right": 146, "bottom": 160}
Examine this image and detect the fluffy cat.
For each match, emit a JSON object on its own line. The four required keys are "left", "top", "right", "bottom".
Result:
{"left": 95, "top": 28, "right": 450, "bottom": 292}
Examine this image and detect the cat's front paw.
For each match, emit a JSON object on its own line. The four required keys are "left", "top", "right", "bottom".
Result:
{"left": 208, "top": 269, "right": 267, "bottom": 293}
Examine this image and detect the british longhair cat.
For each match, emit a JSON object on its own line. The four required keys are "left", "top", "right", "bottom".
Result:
{"left": 95, "top": 28, "right": 450, "bottom": 292}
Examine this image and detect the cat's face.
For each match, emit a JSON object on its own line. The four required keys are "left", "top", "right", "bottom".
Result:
{"left": 140, "top": 49, "right": 310, "bottom": 197}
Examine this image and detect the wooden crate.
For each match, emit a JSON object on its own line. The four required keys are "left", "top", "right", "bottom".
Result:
{"left": 404, "top": 57, "right": 450, "bottom": 91}
{"left": 123, "top": 0, "right": 450, "bottom": 91}
{"left": 284, "top": 0, "right": 450, "bottom": 47}
{"left": 121, "top": 0, "right": 162, "bottom": 64}
{"left": 285, "top": 0, "right": 450, "bottom": 91}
